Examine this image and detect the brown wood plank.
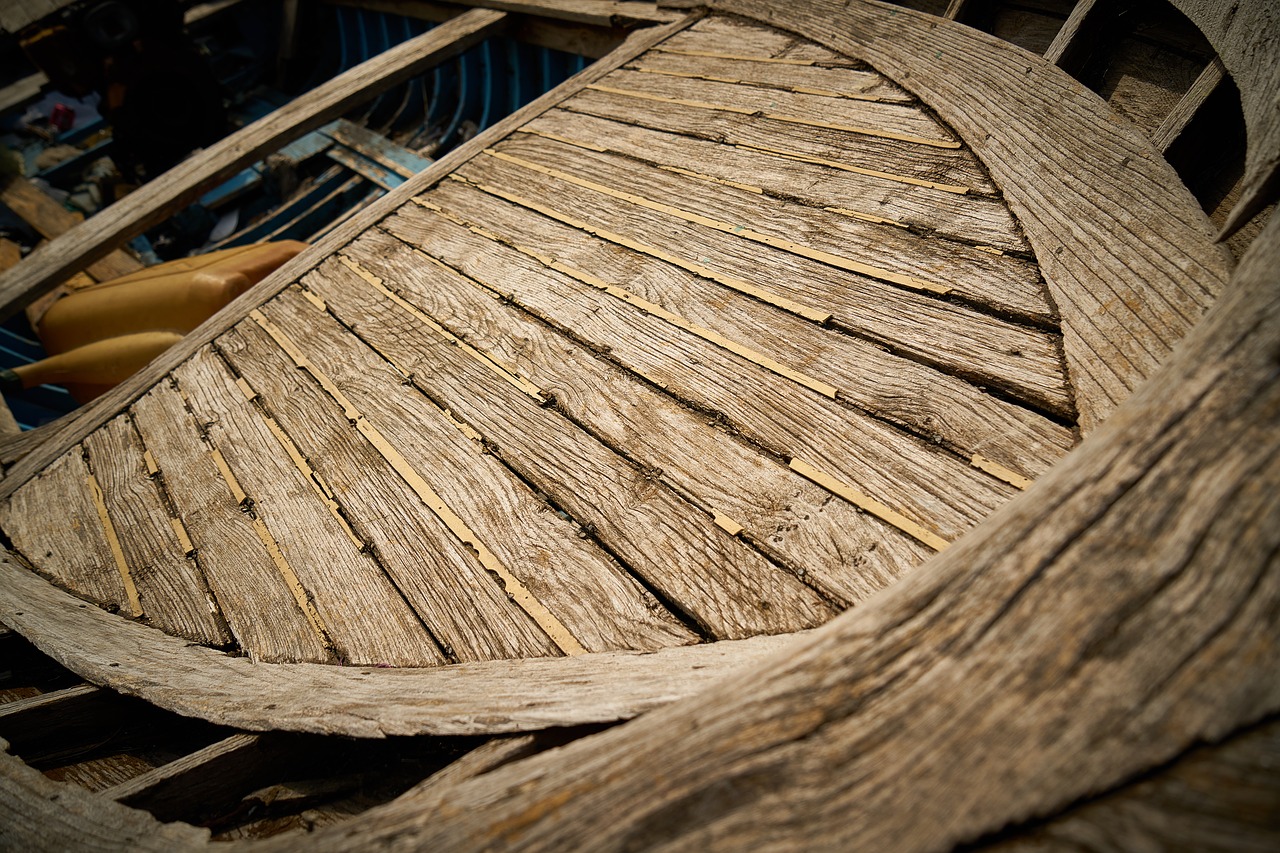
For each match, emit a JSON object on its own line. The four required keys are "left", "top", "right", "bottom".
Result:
{"left": 560, "top": 86, "right": 999, "bottom": 194}
{"left": 345, "top": 228, "right": 932, "bottom": 606}
{"left": 523, "top": 109, "right": 1030, "bottom": 251}
{"left": 0, "top": 8, "right": 506, "bottom": 322}
{"left": 1151, "top": 56, "right": 1226, "bottom": 154}
{"left": 653, "top": 13, "right": 832, "bottom": 60}
{"left": 220, "top": 316, "right": 693, "bottom": 656}
{"left": 452, "top": 148, "right": 1072, "bottom": 416}
{"left": 172, "top": 348, "right": 447, "bottom": 667}
{"left": 82, "top": 415, "right": 231, "bottom": 646}
{"left": 129, "top": 381, "right": 330, "bottom": 663}
{"left": 593, "top": 67, "right": 957, "bottom": 146}
{"left": 716, "top": 0, "right": 1230, "bottom": 431}
{"left": 484, "top": 132, "right": 1050, "bottom": 321}
{"left": 381, "top": 197, "right": 1019, "bottom": 543}
{"left": 0, "top": 450, "right": 132, "bottom": 612}
{"left": 290, "top": 268, "right": 835, "bottom": 639}
{"left": 632, "top": 48, "right": 912, "bottom": 104}
{"left": 404, "top": 182, "right": 1074, "bottom": 480}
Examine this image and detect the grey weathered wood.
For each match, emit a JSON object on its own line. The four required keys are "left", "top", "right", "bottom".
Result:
{"left": 129, "top": 382, "right": 331, "bottom": 663}
{"left": 454, "top": 144, "right": 1071, "bottom": 415}
{"left": 220, "top": 317, "right": 694, "bottom": 656}
{"left": 0, "top": 684, "right": 108, "bottom": 755}
{"left": 346, "top": 227, "right": 932, "bottom": 606}
{"left": 406, "top": 179, "right": 1074, "bottom": 480}
{"left": 1042, "top": 0, "right": 1101, "bottom": 71}
{"left": 0, "top": 0, "right": 72, "bottom": 34}
{"left": 561, "top": 85, "right": 999, "bottom": 193}
{"left": 1151, "top": 56, "right": 1226, "bottom": 153}
{"left": 710, "top": 0, "right": 1229, "bottom": 432}
{"left": 1168, "top": 0, "right": 1280, "bottom": 238}
{"left": 276, "top": 276, "right": 834, "bottom": 638}
{"left": 384, "top": 190, "right": 1019, "bottom": 542}
{"left": 651, "top": 13, "right": 826, "bottom": 60}
{"left": 83, "top": 415, "right": 232, "bottom": 646}
{"left": 0, "top": 8, "right": 507, "bottom": 323}
{"left": 292, "top": 204, "right": 1280, "bottom": 853}
{"left": 0, "top": 553, "right": 805, "bottom": 736}
{"left": 596, "top": 66, "right": 956, "bottom": 146}
{"left": 172, "top": 349, "right": 447, "bottom": 667}
{"left": 523, "top": 109, "right": 1030, "bottom": 251}
{"left": 633, "top": 48, "right": 913, "bottom": 104}
{"left": 0, "top": 450, "right": 131, "bottom": 612}
{"left": 0, "top": 15, "right": 700, "bottom": 505}
{"left": 415, "top": 0, "right": 679, "bottom": 26}
{"left": 0, "top": 72, "right": 46, "bottom": 117}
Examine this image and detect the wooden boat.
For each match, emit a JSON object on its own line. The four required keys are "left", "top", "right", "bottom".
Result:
{"left": 0, "top": 0, "right": 1276, "bottom": 846}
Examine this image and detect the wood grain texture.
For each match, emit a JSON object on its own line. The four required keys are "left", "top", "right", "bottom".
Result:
{"left": 287, "top": 271, "right": 834, "bottom": 638}
{"left": 452, "top": 147, "right": 1071, "bottom": 418}
{"left": 0, "top": 553, "right": 805, "bottom": 736}
{"left": 172, "top": 348, "right": 446, "bottom": 667}
{"left": 0, "top": 14, "right": 700, "bottom": 507}
{"left": 1168, "top": 0, "right": 1280, "bottom": 235}
{"left": 407, "top": 180, "right": 1073, "bottom": 481}
{"left": 1151, "top": 56, "right": 1225, "bottom": 153}
{"left": 286, "top": 203, "right": 1280, "bottom": 853}
{"left": 129, "top": 382, "right": 330, "bottom": 663}
{"left": 345, "top": 227, "right": 932, "bottom": 606}
{"left": 82, "top": 415, "right": 231, "bottom": 646}
{"left": 0, "top": 8, "right": 506, "bottom": 323}
{"left": 706, "top": 0, "right": 1230, "bottom": 432}
{"left": 220, "top": 316, "right": 694, "bottom": 656}
{"left": 522, "top": 109, "right": 1029, "bottom": 251}
{"left": 0, "top": 449, "right": 131, "bottom": 611}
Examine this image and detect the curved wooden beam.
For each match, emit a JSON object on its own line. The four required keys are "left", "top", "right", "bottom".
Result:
{"left": 282, "top": 202, "right": 1280, "bottom": 853}
{"left": 0, "top": 556, "right": 799, "bottom": 737}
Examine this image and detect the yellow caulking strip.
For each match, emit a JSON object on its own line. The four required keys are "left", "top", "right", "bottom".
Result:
{"left": 443, "top": 407, "right": 486, "bottom": 444}
{"left": 143, "top": 449, "right": 160, "bottom": 476}
{"left": 300, "top": 288, "right": 329, "bottom": 311}
{"left": 788, "top": 458, "right": 949, "bottom": 552}
{"left": 170, "top": 517, "right": 196, "bottom": 556}
{"left": 251, "top": 308, "right": 585, "bottom": 656}
{"left": 435, "top": 178, "right": 832, "bottom": 325}
{"left": 658, "top": 163, "right": 763, "bottom": 193}
{"left": 970, "top": 454, "right": 1031, "bottom": 490}
{"left": 732, "top": 142, "right": 971, "bottom": 194}
{"left": 712, "top": 511, "right": 744, "bottom": 537}
{"left": 234, "top": 377, "right": 257, "bottom": 401}
{"left": 208, "top": 448, "right": 247, "bottom": 505}
{"left": 628, "top": 65, "right": 884, "bottom": 103}
{"left": 584, "top": 84, "right": 962, "bottom": 149}
{"left": 86, "top": 472, "right": 143, "bottom": 617}
{"left": 825, "top": 206, "right": 908, "bottom": 228}
{"left": 483, "top": 149, "right": 951, "bottom": 296}
{"left": 250, "top": 513, "right": 331, "bottom": 644}
{"left": 975, "top": 245, "right": 1006, "bottom": 256}
{"left": 521, "top": 127, "right": 607, "bottom": 152}
{"left": 260, "top": 408, "right": 364, "bottom": 549}
{"left": 336, "top": 255, "right": 549, "bottom": 404}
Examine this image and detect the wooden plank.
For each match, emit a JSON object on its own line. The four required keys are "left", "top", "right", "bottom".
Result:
{"left": 523, "top": 108, "right": 1030, "bottom": 251}
{"left": 0, "top": 684, "right": 111, "bottom": 757}
{"left": 290, "top": 267, "right": 835, "bottom": 639}
{"left": 0, "top": 177, "right": 142, "bottom": 283}
{"left": 1042, "top": 0, "right": 1103, "bottom": 71}
{"left": 381, "top": 196, "right": 1019, "bottom": 543}
{"left": 82, "top": 415, "right": 231, "bottom": 646}
{"left": 0, "top": 0, "right": 71, "bottom": 33}
{"left": 712, "top": 0, "right": 1231, "bottom": 432}
{"left": 406, "top": 181, "right": 1074, "bottom": 480}
{"left": 654, "top": 13, "right": 829, "bottom": 60}
{"left": 0, "top": 8, "right": 507, "bottom": 322}
{"left": 172, "top": 348, "right": 447, "bottom": 667}
{"left": 129, "top": 381, "right": 331, "bottom": 663}
{"left": 452, "top": 147, "right": 1072, "bottom": 416}
{"left": 0, "top": 72, "right": 46, "bottom": 116}
{"left": 0, "top": 15, "right": 700, "bottom": 505}
{"left": 481, "top": 132, "right": 1054, "bottom": 324}
{"left": 431, "top": 0, "right": 679, "bottom": 26}
{"left": 561, "top": 85, "right": 999, "bottom": 194}
{"left": 305, "top": 182, "right": 1280, "bottom": 853}
{"left": 0, "top": 450, "right": 132, "bottom": 611}
{"left": 594, "top": 66, "right": 958, "bottom": 146}
{"left": 1151, "top": 56, "right": 1226, "bottom": 153}
{"left": 0, "top": 553, "right": 805, "bottom": 736}
{"left": 220, "top": 318, "right": 695, "bottom": 655}
{"left": 345, "top": 227, "right": 933, "bottom": 606}
{"left": 633, "top": 49, "right": 913, "bottom": 104}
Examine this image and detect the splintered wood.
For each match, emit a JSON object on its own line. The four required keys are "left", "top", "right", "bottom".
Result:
{"left": 0, "top": 15, "right": 1083, "bottom": 673}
